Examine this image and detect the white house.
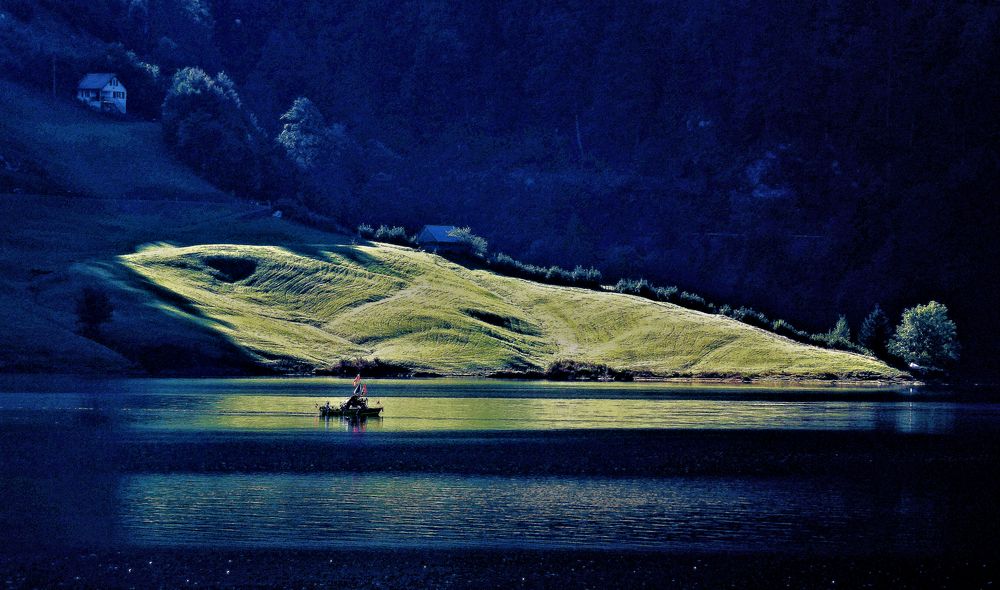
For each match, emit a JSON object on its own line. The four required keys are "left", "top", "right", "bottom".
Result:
{"left": 76, "top": 73, "right": 127, "bottom": 114}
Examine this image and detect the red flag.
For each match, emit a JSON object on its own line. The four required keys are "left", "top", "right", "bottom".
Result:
{"left": 362, "top": 383, "right": 368, "bottom": 396}
{"left": 353, "top": 373, "right": 361, "bottom": 387}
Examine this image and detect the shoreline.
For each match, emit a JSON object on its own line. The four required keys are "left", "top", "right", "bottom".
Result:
{"left": 0, "top": 369, "right": 917, "bottom": 387}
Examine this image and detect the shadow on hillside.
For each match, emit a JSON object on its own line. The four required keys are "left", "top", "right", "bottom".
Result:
{"left": 105, "top": 263, "right": 276, "bottom": 377}
{"left": 280, "top": 241, "right": 408, "bottom": 278}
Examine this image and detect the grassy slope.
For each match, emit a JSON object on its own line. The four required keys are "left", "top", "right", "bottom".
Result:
{"left": 0, "top": 80, "right": 222, "bottom": 198}
{"left": 122, "top": 242, "right": 901, "bottom": 378}
{"left": 0, "top": 82, "right": 902, "bottom": 379}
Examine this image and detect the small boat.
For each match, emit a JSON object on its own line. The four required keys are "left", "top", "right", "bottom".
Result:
{"left": 319, "top": 403, "right": 383, "bottom": 418}
{"left": 318, "top": 387, "right": 382, "bottom": 418}
{"left": 319, "top": 376, "right": 382, "bottom": 418}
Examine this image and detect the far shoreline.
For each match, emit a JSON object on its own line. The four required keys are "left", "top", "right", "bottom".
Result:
{"left": 0, "top": 369, "right": 918, "bottom": 388}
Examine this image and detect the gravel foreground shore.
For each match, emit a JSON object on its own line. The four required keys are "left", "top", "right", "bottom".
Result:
{"left": 2, "top": 549, "right": 997, "bottom": 589}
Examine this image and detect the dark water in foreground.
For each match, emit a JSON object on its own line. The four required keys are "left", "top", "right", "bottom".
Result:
{"left": 1, "top": 377, "right": 998, "bottom": 560}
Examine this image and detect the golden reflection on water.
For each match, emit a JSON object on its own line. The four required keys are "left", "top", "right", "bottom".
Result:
{"left": 129, "top": 394, "right": 956, "bottom": 433}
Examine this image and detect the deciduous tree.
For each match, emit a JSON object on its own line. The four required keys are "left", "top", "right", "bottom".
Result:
{"left": 889, "top": 301, "right": 960, "bottom": 370}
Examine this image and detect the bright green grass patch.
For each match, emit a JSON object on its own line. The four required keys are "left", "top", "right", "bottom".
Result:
{"left": 122, "top": 241, "right": 903, "bottom": 378}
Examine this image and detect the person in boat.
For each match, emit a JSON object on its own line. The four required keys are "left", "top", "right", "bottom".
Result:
{"left": 344, "top": 394, "right": 367, "bottom": 409}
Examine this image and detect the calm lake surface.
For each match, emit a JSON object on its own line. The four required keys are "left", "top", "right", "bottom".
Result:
{"left": 1, "top": 377, "right": 998, "bottom": 557}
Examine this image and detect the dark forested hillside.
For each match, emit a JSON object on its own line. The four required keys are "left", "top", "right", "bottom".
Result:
{"left": 2, "top": 0, "right": 998, "bottom": 374}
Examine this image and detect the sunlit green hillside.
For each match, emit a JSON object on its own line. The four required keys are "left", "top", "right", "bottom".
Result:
{"left": 121, "top": 240, "right": 902, "bottom": 379}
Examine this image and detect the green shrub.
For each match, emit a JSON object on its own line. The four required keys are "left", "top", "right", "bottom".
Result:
{"left": 614, "top": 278, "right": 656, "bottom": 298}
{"left": 888, "top": 301, "right": 960, "bottom": 370}
{"left": 488, "top": 253, "right": 600, "bottom": 289}
{"left": 729, "top": 306, "right": 771, "bottom": 329}
{"left": 490, "top": 252, "right": 544, "bottom": 280}
{"left": 317, "top": 357, "right": 414, "bottom": 378}
{"left": 373, "top": 225, "right": 413, "bottom": 246}
{"left": 357, "top": 223, "right": 375, "bottom": 239}
{"left": 545, "top": 265, "right": 573, "bottom": 284}
{"left": 771, "top": 319, "right": 811, "bottom": 341}
{"left": 447, "top": 227, "right": 488, "bottom": 257}
{"left": 545, "top": 360, "right": 634, "bottom": 382}
{"left": 571, "top": 265, "right": 603, "bottom": 287}
{"left": 653, "top": 285, "right": 679, "bottom": 301}
{"left": 811, "top": 315, "right": 866, "bottom": 353}
{"left": 678, "top": 291, "right": 714, "bottom": 312}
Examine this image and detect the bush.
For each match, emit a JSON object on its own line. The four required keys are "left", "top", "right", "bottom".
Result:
{"left": 678, "top": 291, "right": 715, "bottom": 312}
{"left": 490, "top": 252, "right": 542, "bottom": 279}
{"left": 372, "top": 225, "right": 412, "bottom": 246}
{"left": 653, "top": 285, "right": 679, "bottom": 301}
{"left": 489, "top": 253, "right": 601, "bottom": 289}
{"left": 545, "top": 360, "right": 634, "bottom": 382}
{"left": 614, "top": 278, "right": 656, "bottom": 298}
{"left": 728, "top": 306, "right": 771, "bottom": 329}
{"left": 888, "top": 301, "right": 960, "bottom": 370}
{"left": 571, "top": 265, "right": 603, "bottom": 288}
{"left": 614, "top": 279, "right": 713, "bottom": 311}
{"left": 317, "top": 357, "right": 415, "bottom": 378}
{"left": 811, "top": 315, "right": 866, "bottom": 353}
{"left": 447, "top": 227, "right": 488, "bottom": 257}
{"left": 75, "top": 286, "right": 113, "bottom": 338}
{"left": 771, "top": 319, "right": 811, "bottom": 341}
{"left": 544, "top": 265, "right": 573, "bottom": 284}
{"left": 357, "top": 223, "right": 375, "bottom": 239}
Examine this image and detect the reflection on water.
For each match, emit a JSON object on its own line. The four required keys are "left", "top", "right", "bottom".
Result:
{"left": 118, "top": 472, "right": 942, "bottom": 553}
{"left": 131, "top": 396, "right": 968, "bottom": 433}
{"left": 323, "top": 415, "right": 383, "bottom": 433}
{"left": 0, "top": 378, "right": 992, "bottom": 433}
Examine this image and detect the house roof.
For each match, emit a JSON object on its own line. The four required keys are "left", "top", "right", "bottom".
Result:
{"left": 77, "top": 73, "right": 116, "bottom": 90}
{"left": 418, "top": 225, "right": 461, "bottom": 243}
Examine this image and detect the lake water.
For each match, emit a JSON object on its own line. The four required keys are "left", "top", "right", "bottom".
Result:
{"left": 1, "top": 377, "right": 998, "bottom": 557}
